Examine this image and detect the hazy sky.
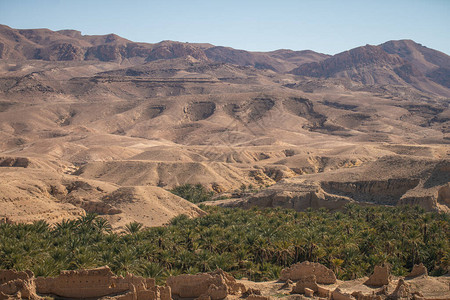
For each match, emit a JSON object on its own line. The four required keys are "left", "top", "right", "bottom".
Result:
{"left": 1, "top": 0, "right": 449, "bottom": 55}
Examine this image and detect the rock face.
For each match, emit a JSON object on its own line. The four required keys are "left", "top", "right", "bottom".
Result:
{"left": 237, "top": 157, "right": 450, "bottom": 213}
{"left": 146, "top": 41, "right": 209, "bottom": 62}
{"left": 166, "top": 269, "right": 246, "bottom": 299}
{"left": 280, "top": 261, "right": 337, "bottom": 284}
{"left": 364, "top": 265, "right": 391, "bottom": 287}
{"left": 406, "top": 263, "right": 428, "bottom": 278}
{"left": 35, "top": 266, "right": 170, "bottom": 299}
{"left": 0, "top": 269, "right": 39, "bottom": 299}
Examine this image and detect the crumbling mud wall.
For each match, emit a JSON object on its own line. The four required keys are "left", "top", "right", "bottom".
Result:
{"left": 167, "top": 269, "right": 246, "bottom": 300}
{"left": 0, "top": 269, "right": 39, "bottom": 299}
{"left": 280, "top": 261, "right": 337, "bottom": 284}
{"left": 2, "top": 262, "right": 448, "bottom": 299}
{"left": 406, "top": 263, "right": 428, "bottom": 278}
{"left": 284, "top": 263, "right": 442, "bottom": 299}
{"left": 35, "top": 266, "right": 170, "bottom": 299}
{"left": 364, "top": 265, "right": 391, "bottom": 287}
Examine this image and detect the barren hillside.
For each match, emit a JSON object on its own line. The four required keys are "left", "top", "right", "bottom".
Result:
{"left": 0, "top": 25, "right": 449, "bottom": 228}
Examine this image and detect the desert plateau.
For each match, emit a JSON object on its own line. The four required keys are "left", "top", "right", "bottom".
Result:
{"left": 0, "top": 21, "right": 449, "bottom": 299}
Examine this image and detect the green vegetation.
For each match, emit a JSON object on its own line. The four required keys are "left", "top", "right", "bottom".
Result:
{"left": 0, "top": 205, "right": 449, "bottom": 284}
{"left": 239, "top": 183, "right": 260, "bottom": 194}
{"left": 170, "top": 184, "right": 214, "bottom": 203}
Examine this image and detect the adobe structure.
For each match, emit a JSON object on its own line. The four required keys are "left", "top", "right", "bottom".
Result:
{"left": 1, "top": 263, "right": 450, "bottom": 299}
{"left": 0, "top": 269, "right": 38, "bottom": 299}
{"left": 35, "top": 266, "right": 170, "bottom": 299}
{"left": 166, "top": 269, "right": 246, "bottom": 299}
{"left": 280, "top": 261, "right": 337, "bottom": 284}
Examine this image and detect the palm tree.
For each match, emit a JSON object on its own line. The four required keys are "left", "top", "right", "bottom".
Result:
{"left": 196, "top": 250, "right": 214, "bottom": 272}
{"left": 111, "top": 248, "right": 138, "bottom": 275}
{"left": 52, "top": 219, "right": 78, "bottom": 236}
{"left": 94, "top": 218, "right": 112, "bottom": 233}
{"left": 125, "top": 222, "right": 143, "bottom": 234}
{"left": 31, "top": 220, "right": 50, "bottom": 233}
{"left": 331, "top": 258, "right": 344, "bottom": 277}
{"left": 78, "top": 213, "right": 98, "bottom": 227}
{"left": 140, "top": 262, "right": 164, "bottom": 279}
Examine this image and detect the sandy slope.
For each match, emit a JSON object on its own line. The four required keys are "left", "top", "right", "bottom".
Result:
{"left": 0, "top": 158, "right": 204, "bottom": 230}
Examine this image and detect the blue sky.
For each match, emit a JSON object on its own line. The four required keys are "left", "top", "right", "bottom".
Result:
{"left": 1, "top": 0, "right": 449, "bottom": 55}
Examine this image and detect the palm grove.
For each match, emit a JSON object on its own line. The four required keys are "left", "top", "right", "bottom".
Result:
{"left": 1, "top": 199, "right": 449, "bottom": 283}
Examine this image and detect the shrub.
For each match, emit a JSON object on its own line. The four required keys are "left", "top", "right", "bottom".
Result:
{"left": 170, "top": 184, "right": 214, "bottom": 203}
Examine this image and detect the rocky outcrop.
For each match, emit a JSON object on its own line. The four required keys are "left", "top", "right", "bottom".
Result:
{"left": 204, "top": 46, "right": 288, "bottom": 72}
{"left": 166, "top": 269, "right": 246, "bottom": 299}
{"left": 80, "top": 200, "right": 122, "bottom": 215}
{"left": 0, "top": 157, "right": 31, "bottom": 168}
{"left": 38, "top": 43, "right": 85, "bottom": 61}
{"left": 364, "top": 265, "right": 391, "bottom": 287}
{"left": 321, "top": 178, "right": 420, "bottom": 205}
{"left": 406, "top": 263, "right": 428, "bottom": 278}
{"left": 35, "top": 266, "right": 170, "bottom": 299}
{"left": 243, "top": 188, "right": 352, "bottom": 211}
{"left": 238, "top": 157, "right": 450, "bottom": 213}
{"left": 280, "top": 261, "right": 337, "bottom": 284}
{"left": 0, "top": 269, "right": 39, "bottom": 299}
{"left": 146, "top": 42, "right": 208, "bottom": 62}
{"left": 84, "top": 44, "right": 126, "bottom": 61}
{"left": 437, "top": 183, "right": 450, "bottom": 206}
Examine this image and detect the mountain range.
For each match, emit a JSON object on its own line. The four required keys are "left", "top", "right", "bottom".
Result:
{"left": 1, "top": 24, "right": 449, "bottom": 96}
